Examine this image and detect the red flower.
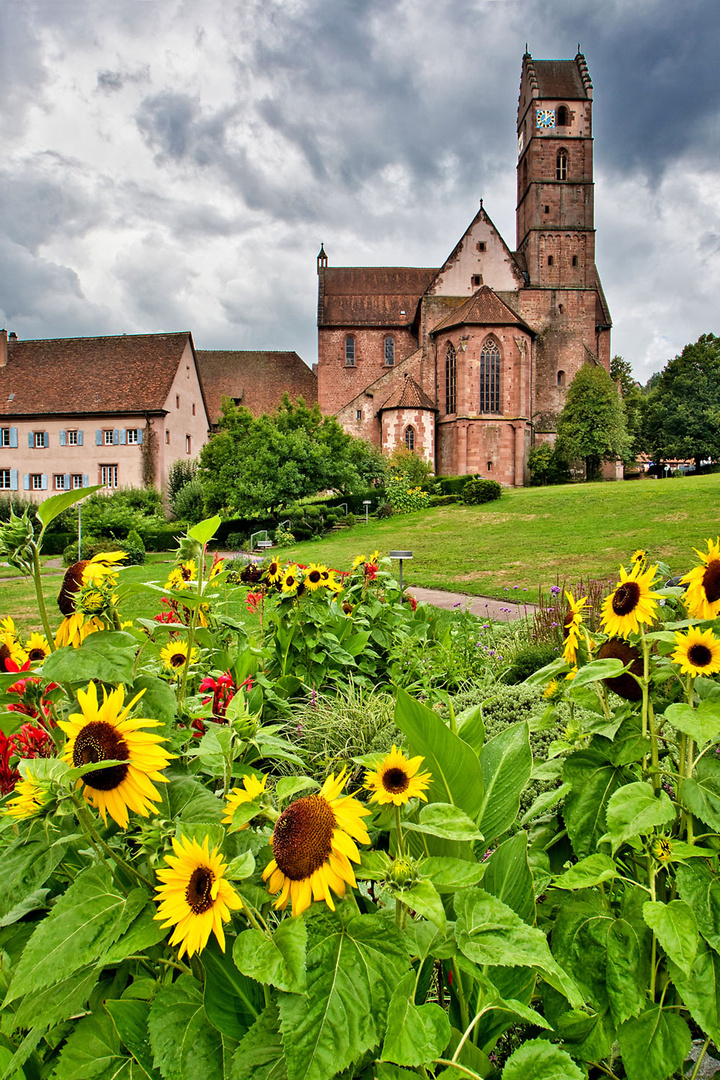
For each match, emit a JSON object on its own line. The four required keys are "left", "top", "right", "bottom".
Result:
{"left": 198, "top": 671, "right": 237, "bottom": 721}
{"left": 365, "top": 563, "right": 378, "bottom": 581}
{"left": 245, "top": 591, "right": 263, "bottom": 614}
{"left": 12, "top": 722, "right": 53, "bottom": 760}
{"left": 0, "top": 731, "right": 19, "bottom": 795}
{"left": 4, "top": 657, "right": 31, "bottom": 674}
{"left": 409, "top": 596, "right": 418, "bottom": 611}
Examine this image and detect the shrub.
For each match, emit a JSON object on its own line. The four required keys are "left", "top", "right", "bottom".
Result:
{"left": 387, "top": 447, "right": 435, "bottom": 487}
{"left": 343, "top": 512, "right": 356, "bottom": 528}
{"left": 437, "top": 475, "right": 475, "bottom": 496}
{"left": 502, "top": 642, "right": 558, "bottom": 684}
{"left": 167, "top": 459, "right": 199, "bottom": 509}
{"left": 289, "top": 683, "right": 398, "bottom": 773}
{"left": 461, "top": 478, "right": 502, "bottom": 505}
{"left": 123, "top": 528, "right": 146, "bottom": 565}
{"left": 527, "top": 443, "right": 570, "bottom": 486}
{"left": 427, "top": 493, "right": 461, "bottom": 507}
{"left": 384, "top": 474, "right": 430, "bottom": 513}
{"left": 136, "top": 525, "right": 184, "bottom": 552}
{"left": 274, "top": 523, "right": 296, "bottom": 548}
{"left": 376, "top": 501, "right": 394, "bottom": 519}
{"left": 225, "top": 532, "right": 247, "bottom": 551}
{"left": 171, "top": 479, "right": 205, "bottom": 524}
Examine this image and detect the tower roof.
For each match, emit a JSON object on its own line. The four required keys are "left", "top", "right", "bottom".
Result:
{"left": 378, "top": 375, "right": 437, "bottom": 413}
{"left": 429, "top": 285, "right": 533, "bottom": 336}
{"left": 523, "top": 53, "right": 592, "bottom": 100}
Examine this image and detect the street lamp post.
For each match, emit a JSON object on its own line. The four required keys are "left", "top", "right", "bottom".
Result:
{"left": 363, "top": 500, "right": 372, "bottom": 525}
{"left": 389, "top": 550, "right": 413, "bottom": 591}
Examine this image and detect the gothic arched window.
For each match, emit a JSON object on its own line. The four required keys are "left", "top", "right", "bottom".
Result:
{"left": 405, "top": 426, "right": 415, "bottom": 451}
{"left": 480, "top": 339, "right": 501, "bottom": 413}
{"left": 345, "top": 336, "right": 355, "bottom": 365}
{"left": 384, "top": 336, "right": 395, "bottom": 365}
{"left": 556, "top": 149, "right": 568, "bottom": 181}
{"left": 445, "top": 343, "right": 457, "bottom": 414}
{"left": 557, "top": 370, "right": 566, "bottom": 387}
{"left": 557, "top": 105, "right": 569, "bottom": 126}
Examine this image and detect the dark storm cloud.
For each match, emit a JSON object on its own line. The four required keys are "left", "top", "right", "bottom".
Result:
{"left": 0, "top": 155, "right": 105, "bottom": 252}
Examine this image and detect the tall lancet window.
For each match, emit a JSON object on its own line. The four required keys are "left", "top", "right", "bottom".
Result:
{"left": 445, "top": 343, "right": 457, "bottom": 414}
{"left": 480, "top": 339, "right": 501, "bottom": 413}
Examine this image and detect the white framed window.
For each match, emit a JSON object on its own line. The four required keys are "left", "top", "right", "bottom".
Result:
{"left": 33, "top": 431, "right": 46, "bottom": 448}
{"left": 72, "top": 474, "right": 84, "bottom": 489}
{"left": 67, "top": 430, "right": 79, "bottom": 445}
{"left": 54, "top": 475, "right": 67, "bottom": 490}
{"left": 31, "top": 474, "right": 43, "bottom": 490}
{"left": 0, "top": 429, "right": 10, "bottom": 448}
{"left": 0, "top": 469, "right": 11, "bottom": 489}
{"left": 103, "top": 429, "right": 114, "bottom": 445}
{"left": 126, "top": 429, "right": 139, "bottom": 444}
{"left": 101, "top": 465, "right": 118, "bottom": 488}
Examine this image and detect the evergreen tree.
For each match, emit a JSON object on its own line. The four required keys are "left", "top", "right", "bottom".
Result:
{"left": 555, "top": 363, "right": 630, "bottom": 481}
{"left": 641, "top": 333, "right": 720, "bottom": 467}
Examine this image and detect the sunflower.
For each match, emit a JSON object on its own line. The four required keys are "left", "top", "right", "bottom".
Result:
{"left": 598, "top": 638, "right": 644, "bottom": 701}
{"left": 160, "top": 641, "right": 200, "bottom": 674}
{"left": 165, "top": 561, "right": 198, "bottom": 592}
{"left": 222, "top": 773, "right": 267, "bottom": 829}
{"left": 58, "top": 682, "right": 173, "bottom": 829}
{"left": 24, "top": 632, "right": 50, "bottom": 664}
{"left": 304, "top": 564, "right": 326, "bottom": 591}
{"left": 0, "top": 616, "right": 17, "bottom": 639}
{"left": 681, "top": 538, "right": 720, "bottom": 620}
{"left": 601, "top": 560, "right": 661, "bottom": 638}
{"left": 281, "top": 565, "right": 299, "bottom": 594}
{"left": 55, "top": 612, "right": 104, "bottom": 649}
{"left": 209, "top": 557, "right": 225, "bottom": 579}
{"left": 671, "top": 626, "right": 720, "bottom": 677}
{"left": 562, "top": 590, "right": 588, "bottom": 667}
{"left": 631, "top": 549, "right": 647, "bottom": 566}
{"left": 4, "top": 771, "right": 49, "bottom": 819}
{"left": 265, "top": 558, "right": 282, "bottom": 584}
{"left": 368, "top": 550, "right": 380, "bottom": 564}
{"left": 154, "top": 834, "right": 242, "bottom": 959}
{"left": 364, "top": 745, "right": 432, "bottom": 806}
{"left": 82, "top": 551, "right": 127, "bottom": 585}
{"left": 262, "top": 769, "right": 370, "bottom": 917}
{"left": 351, "top": 554, "right": 366, "bottom": 571}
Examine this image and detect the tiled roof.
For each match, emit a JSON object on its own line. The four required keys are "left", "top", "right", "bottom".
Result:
{"left": 531, "top": 58, "right": 590, "bottom": 100}
{"left": 196, "top": 350, "right": 317, "bottom": 424}
{"left": 0, "top": 332, "right": 193, "bottom": 416}
{"left": 320, "top": 267, "right": 437, "bottom": 326}
{"left": 430, "top": 285, "right": 533, "bottom": 335}
{"left": 378, "top": 375, "right": 437, "bottom": 412}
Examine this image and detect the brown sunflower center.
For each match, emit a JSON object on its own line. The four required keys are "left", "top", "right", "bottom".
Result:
{"left": 598, "top": 638, "right": 643, "bottom": 701}
{"left": 73, "top": 720, "right": 130, "bottom": 790}
{"left": 285, "top": 575, "right": 296, "bottom": 588}
{"left": 169, "top": 651, "right": 187, "bottom": 668}
{"left": 308, "top": 570, "right": 322, "bottom": 584}
{"left": 28, "top": 648, "right": 46, "bottom": 661}
{"left": 612, "top": 581, "right": 640, "bottom": 616}
{"left": 688, "top": 643, "right": 713, "bottom": 668}
{"left": 272, "top": 795, "right": 335, "bottom": 880}
{"left": 702, "top": 559, "right": 720, "bottom": 604}
{"left": 383, "top": 766, "right": 410, "bottom": 794}
{"left": 185, "top": 866, "right": 216, "bottom": 914}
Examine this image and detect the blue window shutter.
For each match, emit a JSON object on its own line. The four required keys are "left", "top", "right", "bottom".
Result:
{"left": 10, "top": 469, "right": 17, "bottom": 491}
{"left": 83, "top": 474, "right": 89, "bottom": 488}
{"left": 23, "top": 474, "right": 29, "bottom": 490}
{"left": 113, "top": 429, "right": 120, "bottom": 445}
{"left": 43, "top": 431, "right": 49, "bottom": 448}
{"left": 41, "top": 474, "right": 47, "bottom": 490}
{"left": 120, "top": 429, "right": 127, "bottom": 445}
{"left": 96, "top": 430, "right": 102, "bottom": 445}
{"left": 137, "top": 428, "right": 144, "bottom": 445}
{"left": 60, "top": 430, "right": 67, "bottom": 447}
{"left": 9, "top": 428, "right": 17, "bottom": 448}
{"left": 78, "top": 430, "right": 84, "bottom": 446}
{"left": 28, "top": 433, "right": 34, "bottom": 448}
{"left": 65, "top": 474, "right": 71, "bottom": 489}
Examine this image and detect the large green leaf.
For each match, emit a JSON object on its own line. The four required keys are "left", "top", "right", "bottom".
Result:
{"left": 476, "top": 721, "right": 532, "bottom": 845}
{"left": 642, "top": 900, "right": 698, "bottom": 976}
{"left": 105, "top": 998, "right": 163, "bottom": 1080}
{"left": 231, "top": 1004, "right": 287, "bottom": 1080}
{"left": 676, "top": 862, "right": 720, "bottom": 950}
{"left": 669, "top": 938, "right": 720, "bottom": 1046}
{"left": 604, "top": 782, "right": 675, "bottom": 853}
{"left": 161, "top": 771, "right": 225, "bottom": 824}
{"left": 402, "top": 803, "right": 482, "bottom": 842}
{"left": 100, "top": 905, "right": 168, "bottom": 968}
{"left": 551, "top": 899, "right": 613, "bottom": 1013}
{"left": 131, "top": 676, "right": 177, "bottom": 730}
{"left": 420, "top": 858, "right": 485, "bottom": 893}
{"left": 202, "top": 934, "right": 263, "bottom": 1040}
{"left": 5, "top": 866, "right": 146, "bottom": 1003}
{"left": 553, "top": 854, "right": 620, "bottom": 891}
{"left": 617, "top": 1006, "right": 691, "bottom": 1080}
{"left": 393, "top": 690, "right": 484, "bottom": 818}
{"left": 233, "top": 920, "right": 307, "bottom": 994}
{"left": 43, "top": 633, "right": 136, "bottom": 685}
{"left": 51, "top": 1010, "right": 141, "bottom": 1080}
{"left": 36, "top": 485, "right": 102, "bottom": 529}
{"left": 665, "top": 699, "right": 720, "bottom": 746}
{"left": 562, "top": 747, "right": 631, "bottom": 858}
{"left": 189, "top": 515, "right": 221, "bottom": 545}
{"left": 277, "top": 911, "right": 408, "bottom": 1080}
{"left": 380, "top": 970, "right": 451, "bottom": 1068}
{"left": 148, "top": 975, "right": 223, "bottom": 1080}
{"left": 454, "top": 889, "right": 581, "bottom": 1006}
{"left": 606, "top": 918, "right": 647, "bottom": 1026}
{"left": 679, "top": 755, "right": 720, "bottom": 831}
{"left": 482, "top": 832, "right": 535, "bottom": 924}
{"left": 11, "top": 966, "right": 98, "bottom": 1035}
{"left": 503, "top": 1038, "right": 585, "bottom": 1080}
{"left": 391, "top": 879, "right": 447, "bottom": 931}
{"left": 0, "top": 836, "right": 65, "bottom": 921}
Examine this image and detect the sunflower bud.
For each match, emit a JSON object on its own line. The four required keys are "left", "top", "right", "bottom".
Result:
{"left": 652, "top": 836, "right": 673, "bottom": 863}
{"left": 0, "top": 509, "right": 36, "bottom": 574}
{"left": 176, "top": 535, "right": 203, "bottom": 564}
{"left": 232, "top": 713, "right": 259, "bottom": 739}
{"left": 387, "top": 855, "right": 419, "bottom": 888}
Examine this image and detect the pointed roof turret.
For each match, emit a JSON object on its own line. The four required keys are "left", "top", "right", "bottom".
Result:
{"left": 378, "top": 374, "right": 437, "bottom": 413}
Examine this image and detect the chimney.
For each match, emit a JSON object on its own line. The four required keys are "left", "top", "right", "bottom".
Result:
{"left": 0, "top": 329, "right": 7, "bottom": 368}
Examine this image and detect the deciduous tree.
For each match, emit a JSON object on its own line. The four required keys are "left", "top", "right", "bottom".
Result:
{"left": 555, "top": 363, "right": 630, "bottom": 481}
{"left": 641, "top": 333, "right": 720, "bottom": 467}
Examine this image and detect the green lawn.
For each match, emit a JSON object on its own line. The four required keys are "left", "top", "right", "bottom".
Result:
{"left": 277, "top": 473, "right": 720, "bottom": 601}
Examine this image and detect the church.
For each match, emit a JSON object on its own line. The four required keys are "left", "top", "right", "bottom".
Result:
{"left": 315, "top": 51, "right": 612, "bottom": 485}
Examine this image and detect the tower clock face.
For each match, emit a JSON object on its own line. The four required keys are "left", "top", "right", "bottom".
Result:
{"left": 536, "top": 109, "right": 555, "bottom": 128}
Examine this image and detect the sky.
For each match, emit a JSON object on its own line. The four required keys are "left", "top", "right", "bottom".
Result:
{"left": 0, "top": 0, "right": 718, "bottom": 384}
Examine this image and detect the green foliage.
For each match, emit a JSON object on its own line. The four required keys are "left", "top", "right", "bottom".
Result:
{"left": 199, "top": 395, "right": 376, "bottom": 515}
{"left": 641, "top": 332, "right": 720, "bottom": 465}
{"left": 555, "top": 363, "right": 630, "bottom": 480}
{"left": 387, "top": 446, "right": 435, "bottom": 487}
{"left": 527, "top": 442, "right": 570, "bottom": 485}
{"left": 171, "top": 479, "right": 206, "bottom": 524}
{"left": 167, "top": 458, "right": 198, "bottom": 506}
{"left": 384, "top": 474, "right": 430, "bottom": 513}
{"left": 290, "top": 683, "right": 397, "bottom": 770}
{"left": 461, "top": 478, "right": 502, "bottom": 505}
{"left": 504, "top": 643, "right": 558, "bottom": 684}
{"left": 427, "top": 493, "right": 461, "bottom": 506}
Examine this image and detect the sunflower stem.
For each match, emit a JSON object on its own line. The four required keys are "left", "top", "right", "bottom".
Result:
{"left": 72, "top": 794, "right": 153, "bottom": 890}
{"left": 394, "top": 805, "right": 405, "bottom": 858}
{"left": 648, "top": 858, "right": 657, "bottom": 1000}
{"left": 451, "top": 958, "right": 470, "bottom": 1033}
{"left": 239, "top": 895, "right": 271, "bottom": 936}
{"left": 689, "top": 1036, "right": 712, "bottom": 1080}
{"left": 31, "top": 545, "right": 56, "bottom": 651}
{"left": 433, "top": 1062, "right": 484, "bottom": 1080}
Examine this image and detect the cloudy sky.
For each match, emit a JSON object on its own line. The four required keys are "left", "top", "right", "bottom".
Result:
{"left": 0, "top": 0, "right": 717, "bottom": 383}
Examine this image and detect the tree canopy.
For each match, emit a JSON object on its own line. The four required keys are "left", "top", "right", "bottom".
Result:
{"left": 555, "top": 363, "right": 630, "bottom": 480}
{"left": 641, "top": 333, "right": 720, "bottom": 466}
{"left": 199, "top": 396, "right": 382, "bottom": 515}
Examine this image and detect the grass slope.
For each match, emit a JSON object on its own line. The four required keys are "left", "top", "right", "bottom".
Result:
{"left": 280, "top": 473, "right": 720, "bottom": 601}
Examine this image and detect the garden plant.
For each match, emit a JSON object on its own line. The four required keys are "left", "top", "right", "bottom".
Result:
{"left": 0, "top": 487, "right": 720, "bottom": 1079}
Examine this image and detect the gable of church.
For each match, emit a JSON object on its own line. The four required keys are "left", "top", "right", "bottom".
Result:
{"left": 427, "top": 207, "right": 525, "bottom": 298}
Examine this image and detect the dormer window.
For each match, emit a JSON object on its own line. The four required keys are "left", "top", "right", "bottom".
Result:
{"left": 557, "top": 105, "right": 569, "bottom": 126}
{"left": 345, "top": 336, "right": 355, "bottom": 366}
{"left": 556, "top": 148, "right": 568, "bottom": 181}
